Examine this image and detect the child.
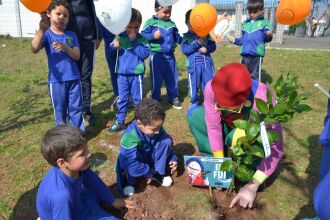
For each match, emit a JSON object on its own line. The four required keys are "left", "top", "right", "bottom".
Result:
{"left": 141, "top": 0, "right": 182, "bottom": 110}
{"left": 96, "top": 18, "right": 118, "bottom": 109}
{"left": 107, "top": 8, "right": 150, "bottom": 134}
{"left": 31, "top": 0, "right": 84, "bottom": 131}
{"left": 116, "top": 98, "right": 178, "bottom": 196}
{"left": 228, "top": 0, "right": 273, "bottom": 80}
{"left": 181, "top": 9, "right": 216, "bottom": 107}
{"left": 36, "top": 125, "right": 135, "bottom": 219}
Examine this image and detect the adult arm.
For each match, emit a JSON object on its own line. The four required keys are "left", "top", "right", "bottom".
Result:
{"left": 204, "top": 81, "right": 225, "bottom": 157}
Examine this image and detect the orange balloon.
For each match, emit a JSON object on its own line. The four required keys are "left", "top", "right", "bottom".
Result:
{"left": 190, "top": 3, "right": 217, "bottom": 37}
{"left": 275, "top": 0, "right": 312, "bottom": 25}
{"left": 20, "top": 0, "right": 52, "bottom": 13}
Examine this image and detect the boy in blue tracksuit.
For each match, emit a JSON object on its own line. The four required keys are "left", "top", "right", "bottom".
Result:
{"left": 228, "top": 0, "right": 272, "bottom": 80}
{"left": 96, "top": 19, "right": 118, "bottom": 109}
{"left": 181, "top": 9, "right": 216, "bottom": 107}
{"left": 31, "top": 0, "right": 84, "bottom": 131}
{"left": 108, "top": 8, "right": 150, "bottom": 134}
{"left": 141, "top": 0, "right": 183, "bottom": 110}
{"left": 116, "top": 98, "right": 178, "bottom": 196}
{"left": 36, "top": 125, "right": 134, "bottom": 219}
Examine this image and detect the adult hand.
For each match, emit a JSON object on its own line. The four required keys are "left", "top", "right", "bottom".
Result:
{"left": 230, "top": 180, "right": 260, "bottom": 209}
{"left": 154, "top": 29, "right": 161, "bottom": 39}
{"left": 169, "top": 161, "right": 178, "bottom": 174}
{"left": 227, "top": 35, "right": 235, "bottom": 44}
{"left": 112, "top": 198, "right": 136, "bottom": 209}
{"left": 113, "top": 39, "right": 120, "bottom": 49}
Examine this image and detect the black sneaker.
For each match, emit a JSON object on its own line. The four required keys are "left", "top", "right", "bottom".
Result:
{"left": 170, "top": 97, "right": 183, "bottom": 110}
{"left": 107, "top": 121, "right": 126, "bottom": 134}
{"left": 84, "top": 112, "right": 97, "bottom": 126}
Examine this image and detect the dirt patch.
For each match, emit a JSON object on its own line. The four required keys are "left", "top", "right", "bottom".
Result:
{"left": 117, "top": 173, "right": 269, "bottom": 220}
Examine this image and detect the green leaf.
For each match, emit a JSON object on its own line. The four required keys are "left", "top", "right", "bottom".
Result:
{"left": 288, "top": 91, "right": 297, "bottom": 105}
{"left": 295, "top": 93, "right": 309, "bottom": 102}
{"left": 275, "top": 114, "right": 292, "bottom": 123}
{"left": 249, "top": 109, "right": 261, "bottom": 123}
{"left": 264, "top": 117, "right": 276, "bottom": 124}
{"left": 220, "top": 160, "right": 233, "bottom": 172}
{"left": 274, "top": 102, "right": 289, "bottom": 115}
{"left": 249, "top": 145, "right": 265, "bottom": 158}
{"left": 268, "top": 130, "right": 280, "bottom": 142}
{"left": 233, "top": 145, "right": 245, "bottom": 156}
{"left": 233, "top": 119, "right": 249, "bottom": 130}
{"left": 242, "top": 155, "right": 255, "bottom": 165}
{"left": 246, "top": 124, "right": 261, "bottom": 142}
{"left": 266, "top": 89, "right": 273, "bottom": 104}
{"left": 236, "top": 165, "right": 254, "bottom": 182}
{"left": 293, "top": 104, "right": 312, "bottom": 113}
{"left": 255, "top": 98, "right": 268, "bottom": 115}
{"left": 267, "top": 132, "right": 273, "bottom": 145}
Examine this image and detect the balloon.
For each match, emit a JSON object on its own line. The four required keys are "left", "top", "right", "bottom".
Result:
{"left": 157, "top": 0, "right": 179, "bottom": 7}
{"left": 20, "top": 0, "right": 51, "bottom": 13}
{"left": 275, "top": 0, "right": 312, "bottom": 25}
{"left": 190, "top": 3, "right": 217, "bottom": 37}
{"left": 95, "top": 0, "right": 132, "bottom": 35}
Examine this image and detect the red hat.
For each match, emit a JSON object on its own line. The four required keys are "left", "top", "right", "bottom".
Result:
{"left": 211, "top": 63, "right": 252, "bottom": 108}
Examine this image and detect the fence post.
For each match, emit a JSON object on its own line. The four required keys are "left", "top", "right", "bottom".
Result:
{"left": 275, "top": 23, "right": 285, "bottom": 44}
{"left": 14, "top": 0, "right": 23, "bottom": 37}
{"left": 235, "top": 0, "right": 244, "bottom": 38}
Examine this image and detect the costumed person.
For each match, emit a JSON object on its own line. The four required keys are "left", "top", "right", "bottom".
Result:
{"left": 116, "top": 98, "right": 178, "bottom": 196}
{"left": 227, "top": 0, "right": 273, "bottom": 80}
{"left": 107, "top": 8, "right": 150, "bottom": 134}
{"left": 187, "top": 63, "right": 283, "bottom": 208}
{"left": 181, "top": 9, "right": 216, "bottom": 107}
{"left": 313, "top": 91, "right": 330, "bottom": 220}
{"left": 31, "top": 0, "right": 85, "bottom": 131}
{"left": 36, "top": 125, "right": 135, "bottom": 219}
{"left": 141, "top": 0, "right": 183, "bottom": 110}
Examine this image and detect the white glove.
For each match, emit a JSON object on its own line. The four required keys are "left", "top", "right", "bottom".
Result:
{"left": 230, "top": 180, "right": 260, "bottom": 209}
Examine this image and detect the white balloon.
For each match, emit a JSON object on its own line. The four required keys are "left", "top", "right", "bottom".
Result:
{"left": 157, "top": 0, "right": 179, "bottom": 7}
{"left": 95, "top": 0, "right": 132, "bottom": 35}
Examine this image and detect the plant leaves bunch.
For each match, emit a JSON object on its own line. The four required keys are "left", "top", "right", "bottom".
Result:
{"left": 221, "top": 74, "right": 312, "bottom": 188}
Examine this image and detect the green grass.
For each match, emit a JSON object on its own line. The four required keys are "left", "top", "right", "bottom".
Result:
{"left": 0, "top": 37, "right": 329, "bottom": 219}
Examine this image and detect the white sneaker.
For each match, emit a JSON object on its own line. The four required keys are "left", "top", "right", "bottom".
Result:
{"left": 123, "top": 186, "right": 135, "bottom": 196}
{"left": 162, "top": 176, "right": 173, "bottom": 187}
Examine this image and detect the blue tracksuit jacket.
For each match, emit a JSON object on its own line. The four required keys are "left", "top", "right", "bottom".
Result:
{"left": 116, "top": 120, "right": 178, "bottom": 195}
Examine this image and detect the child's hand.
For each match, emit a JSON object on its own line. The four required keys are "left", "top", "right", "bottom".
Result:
{"left": 52, "top": 42, "right": 68, "bottom": 52}
{"left": 227, "top": 35, "right": 235, "bottom": 43}
{"left": 113, "top": 39, "right": 120, "bottom": 49}
{"left": 199, "top": 47, "right": 207, "bottom": 54}
{"left": 128, "top": 32, "right": 137, "bottom": 41}
{"left": 39, "top": 12, "right": 50, "bottom": 32}
{"left": 169, "top": 161, "right": 178, "bottom": 174}
{"left": 266, "top": 30, "right": 273, "bottom": 37}
{"left": 112, "top": 198, "right": 136, "bottom": 209}
{"left": 154, "top": 29, "right": 161, "bottom": 39}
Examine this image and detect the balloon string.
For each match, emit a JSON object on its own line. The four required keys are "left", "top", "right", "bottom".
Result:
{"left": 314, "top": 83, "right": 330, "bottom": 99}
{"left": 115, "top": 49, "right": 119, "bottom": 73}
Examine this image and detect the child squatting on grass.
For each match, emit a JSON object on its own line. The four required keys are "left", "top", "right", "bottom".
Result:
{"left": 31, "top": 0, "right": 85, "bottom": 131}
{"left": 116, "top": 98, "right": 178, "bottom": 196}
{"left": 36, "top": 125, "right": 135, "bottom": 219}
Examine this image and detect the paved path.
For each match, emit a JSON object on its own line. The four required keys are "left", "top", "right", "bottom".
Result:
{"left": 269, "top": 36, "right": 330, "bottom": 50}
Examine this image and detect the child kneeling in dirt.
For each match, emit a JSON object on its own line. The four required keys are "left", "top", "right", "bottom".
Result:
{"left": 36, "top": 125, "right": 134, "bottom": 219}
{"left": 116, "top": 98, "right": 178, "bottom": 196}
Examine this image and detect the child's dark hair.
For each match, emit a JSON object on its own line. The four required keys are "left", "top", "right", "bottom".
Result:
{"left": 48, "top": 0, "right": 72, "bottom": 14}
{"left": 247, "top": 0, "right": 264, "bottom": 11}
{"left": 130, "top": 8, "right": 142, "bottom": 24}
{"left": 135, "top": 98, "right": 166, "bottom": 125}
{"left": 41, "top": 125, "right": 86, "bottom": 167}
{"left": 185, "top": 9, "right": 192, "bottom": 25}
